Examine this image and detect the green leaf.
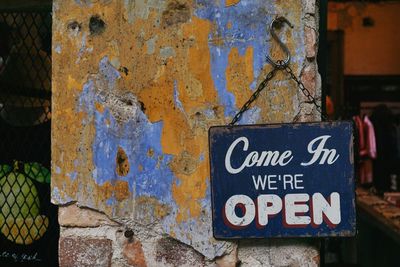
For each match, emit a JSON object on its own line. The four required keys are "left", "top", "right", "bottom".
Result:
{"left": 0, "top": 165, "right": 11, "bottom": 178}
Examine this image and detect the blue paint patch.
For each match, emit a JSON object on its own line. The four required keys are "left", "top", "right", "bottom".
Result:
{"left": 76, "top": 33, "right": 87, "bottom": 63}
{"left": 199, "top": 153, "right": 205, "bottom": 161}
{"left": 67, "top": 171, "right": 78, "bottom": 181}
{"left": 201, "top": 177, "right": 211, "bottom": 208}
{"left": 52, "top": 186, "right": 74, "bottom": 204}
{"left": 78, "top": 58, "right": 177, "bottom": 216}
{"left": 89, "top": 105, "right": 176, "bottom": 205}
{"left": 74, "top": 0, "right": 92, "bottom": 7}
{"left": 55, "top": 166, "right": 61, "bottom": 174}
{"left": 78, "top": 80, "right": 96, "bottom": 125}
{"left": 195, "top": 0, "right": 277, "bottom": 122}
{"left": 203, "top": 108, "right": 215, "bottom": 119}
{"left": 106, "top": 196, "right": 117, "bottom": 206}
{"left": 99, "top": 56, "right": 121, "bottom": 89}
{"left": 173, "top": 80, "right": 185, "bottom": 113}
{"left": 238, "top": 106, "right": 261, "bottom": 125}
{"left": 55, "top": 44, "right": 62, "bottom": 54}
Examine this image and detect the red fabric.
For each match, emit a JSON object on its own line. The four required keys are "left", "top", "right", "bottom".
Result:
{"left": 326, "top": 96, "right": 334, "bottom": 116}
{"left": 353, "top": 115, "right": 364, "bottom": 155}
{"left": 354, "top": 115, "right": 377, "bottom": 185}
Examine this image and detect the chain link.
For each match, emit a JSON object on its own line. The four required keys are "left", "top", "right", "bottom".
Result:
{"left": 284, "top": 65, "right": 327, "bottom": 121}
{"left": 230, "top": 62, "right": 327, "bottom": 125}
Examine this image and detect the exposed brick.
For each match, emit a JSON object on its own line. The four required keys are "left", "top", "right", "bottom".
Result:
{"left": 303, "top": 0, "right": 316, "bottom": 14}
{"left": 59, "top": 237, "right": 112, "bottom": 267}
{"left": 313, "top": 254, "right": 320, "bottom": 266}
{"left": 300, "top": 63, "right": 317, "bottom": 101}
{"left": 294, "top": 103, "right": 317, "bottom": 123}
{"left": 123, "top": 239, "right": 147, "bottom": 267}
{"left": 305, "top": 26, "right": 317, "bottom": 60}
{"left": 156, "top": 237, "right": 205, "bottom": 267}
{"left": 297, "top": 60, "right": 321, "bottom": 122}
{"left": 58, "top": 204, "right": 119, "bottom": 227}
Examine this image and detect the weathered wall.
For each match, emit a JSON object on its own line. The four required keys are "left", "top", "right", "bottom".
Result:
{"left": 52, "top": 0, "right": 320, "bottom": 266}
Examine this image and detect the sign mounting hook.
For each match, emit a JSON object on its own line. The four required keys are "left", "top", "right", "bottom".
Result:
{"left": 266, "top": 16, "right": 294, "bottom": 69}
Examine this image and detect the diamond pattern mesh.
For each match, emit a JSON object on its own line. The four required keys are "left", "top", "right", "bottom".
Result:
{"left": 0, "top": 168, "right": 48, "bottom": 245}
{"left": 0, "top": 8, "right": 58, "bottom": 267}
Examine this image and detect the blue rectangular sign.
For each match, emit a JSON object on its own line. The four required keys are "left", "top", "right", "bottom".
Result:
{"left": 209, "top": 121, "right": 355, "bottom": 238}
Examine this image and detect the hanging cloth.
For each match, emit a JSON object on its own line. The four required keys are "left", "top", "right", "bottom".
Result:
{"left": 353, "top": 115, "right": 377, "bottom": 185}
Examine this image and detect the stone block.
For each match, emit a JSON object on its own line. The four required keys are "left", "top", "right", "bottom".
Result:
{"left": 303, "top": 0, "right": 316, "bottom": 14}
{"left": 305, "top": 26, "right": 317, "bottom": 60}
{"left": 300, "top": 63, "right": 317, "bottom": 101}
{"left": 59, "top": 237, "right": 112, "bottom": 267}
{"left": 155, "top": 237, "right": 205, "bottom": 266}
{"left": 58, "top": 204, "right": 119, "bottom": 227}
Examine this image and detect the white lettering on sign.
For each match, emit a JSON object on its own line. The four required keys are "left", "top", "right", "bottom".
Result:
{"left": 252, "top": 175, "right": 268, "bottom": 190}
{"left": 225, "top": 135, "right": 340, "bottom": 174}
{"left": 252, "top": 175, "right": 278, "bottom": 190}
{"left": 301, "top": 135, "right": 339, "bottom": 166}
{"left": 312, "top": 192, "right": 341, "bottom": 226}
{"left": 283, "top": 174, "right": 294, "bottom": 190}
{"left": 283, "top": 193, "right": 311, "bottom": 226}
{"left": 224, "top": 195, "right": 255, "bottom": 228}
{"left": 294, "top": 174, "right": 304, "bottom": 189}
{"left": 223, "top": 193, "right": 341, "bottom": 228}
{"left": 252, "top": 174, "right": 304, "bottom": 191}
{"left": 257, "top": 194, "right": 282, "bottom": 226}
{"left": 225, "top": 137, "right": 293, "bottom": 174}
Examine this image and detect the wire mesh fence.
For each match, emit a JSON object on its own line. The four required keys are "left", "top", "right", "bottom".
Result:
{"left": 0, "top": 7, "right": 58, "bottom": 267}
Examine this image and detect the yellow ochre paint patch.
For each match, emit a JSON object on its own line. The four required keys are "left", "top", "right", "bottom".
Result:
{"left": 225, "top": 0, "right": 241, "bottom": 7}
{"left": 226, "top": 46, "right": 254, "bottom": 109}
{"left": 95, "top": 102, "right": 105, "bottom": 113}
{"left": 138, "top": 17, "right": 218, "bottom": 222}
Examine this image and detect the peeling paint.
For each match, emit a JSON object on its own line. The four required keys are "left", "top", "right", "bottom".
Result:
{"left": 162, "top": 1, "right": 191, "bottom": 26}
{"left": 160, "top": 46, "right": 176, "bottom": 59}
{"left": 146, "top": 37, "right": 157, "bottom": 55}
{"left": 226, "top": 0, "right": 241, "bottom": 7}
{"left": 134, "top": 196, "right": 171, "bottom": 225}
{"left": 52, "top": 0, "right": 309, "bottom": 259}
{"left": 116, "top": 147, "right": 130, "bottom": 177}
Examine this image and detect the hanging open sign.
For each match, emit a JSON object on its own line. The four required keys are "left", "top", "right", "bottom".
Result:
{"left": 209, "top": 121, "right": 356, "bottom": 239}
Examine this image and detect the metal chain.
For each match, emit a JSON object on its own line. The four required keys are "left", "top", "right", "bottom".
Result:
{"left": 283, "top": 65, "right": 327, "bottom": 121}
{"left": 230, "top": 62, "right": 327, "bottom": 125}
